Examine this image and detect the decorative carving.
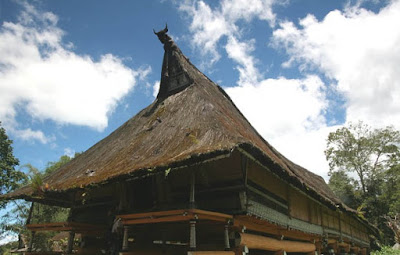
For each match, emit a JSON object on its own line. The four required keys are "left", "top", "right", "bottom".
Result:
{"left": 153, "top": 24, "right": 193, "bottom": 98}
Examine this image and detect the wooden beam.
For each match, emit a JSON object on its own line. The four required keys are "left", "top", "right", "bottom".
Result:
{"left": 188, "top": 252, "right": 235, "bottom": 255}
{"left": 233, "top": 216, "right": 319, "bottom": 242}
{"left": 26, "top": 221, "right": 106, "bottom": 233}
{"left": 119, "top": 209, "right": 233, "bottom": 225}
{"left": 236, "top": 233, "right": 316, "bottom": 253}
{"left": 118, "top": 209, "right": 187, "bottom": 220}
{"left": 123, "top": 215, "right": 190, "bottom": 225}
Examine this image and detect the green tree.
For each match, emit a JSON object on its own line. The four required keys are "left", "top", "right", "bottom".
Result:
{"left": 0, "top": 122, "right": 27, "bottom": 208}
{"left": 325, "top": 121, "right": 400, "bottom": 195}
{"left": 0, "top": 154, "right": 76, "bottom": 251}
{"left": 328, "top": 171, "right": 361, "bottom": 207}
{"left": 325, "top": 122, "right": 400, "bottom": 244}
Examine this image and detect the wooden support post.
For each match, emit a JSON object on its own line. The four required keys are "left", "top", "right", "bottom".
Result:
{"left": 190, "top": 171, "right": 196, "bottom": 209}
{"left": 274, "top": 250, "right": 287, "bottom": 255}
{"left": 66, "top": 231, "right": 75, "bottom": 254}
{"left": 328, "top": 239, "right": 338, "bottom": 255}
{"left": 189, "top": 220, "right": 197, "bottom": 250}
{"left": 351, "top": 246, "right": 360, "bottom": 255}
{"left": 26, "top": 202, "right": 34, "bottom": 225}
{"left": 26, "top": 202, "right": 35, "bottom": 252}
{"left": 28, "top": 231, "right": 35, "bottom": 252}
{"left": 243, "top": 246, "right": 249, "bottom": 255}
{"left": 360, "top": 248, "right": 367, "bottom": 255}
{"left": 224, "top": 223, "right": 230, "bottom": 250}
{"left": 122, "top": 226, "right": 130, "bottom": 251}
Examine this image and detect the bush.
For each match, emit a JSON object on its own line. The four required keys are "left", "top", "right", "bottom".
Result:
{"left": 372, "top": 246, "right": 400, "bottom": 255}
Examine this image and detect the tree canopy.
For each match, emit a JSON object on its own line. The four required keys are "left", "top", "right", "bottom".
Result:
{"left": 0, "top": 154, "right": 76, "bottom": 251}
{"left": 326, "top": 122, "right": 400, "bottom": 245}
{"left": 326, "top": 121, "right": 400, "bottom": 194}
{"left": 0, "top": 122, "right": 26, "bottom": 208}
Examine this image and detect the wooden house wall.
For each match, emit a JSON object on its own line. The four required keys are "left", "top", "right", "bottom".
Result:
{"left": 289, "top": 188, "right": 310, "bottom": 222}
{"left": 245, "top": 156, "right": 370, "bottom": 243}
{"left": 247, "top": 160, "right": 287, "bottom": 201}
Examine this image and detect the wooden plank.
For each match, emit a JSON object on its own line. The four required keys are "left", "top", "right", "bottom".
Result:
{"left": 189, "top": 209, "right": 233, "bottom": 219}
{"left": 26, "top": 222, "right": 106, "bottom": 232}
{"left": 123, "top": 215, "right": 190, "bottom": 225}
{"left": 118, "top": 209, "right": 186, "bottom": 220}
{"left": 196, "top": 214, "right": 230, "bottom": 223}
{"left": 237, "top": 233, "right": 316, "bottom": 253}
{"left": 233, "top": 216, "right": 319, "bottom": 242}
{"left": 188, "top": 252, "right": 235, "bottom": 255}
{"left": 119, "top": 209, "right": 233, "bottom": 226}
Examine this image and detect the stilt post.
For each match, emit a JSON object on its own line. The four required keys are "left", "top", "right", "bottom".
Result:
{"left": 66, "top": 231, "right": 75, "bottom": 254}
{"left": 28, "top": 231, "right": 35, "bottom": 252}
{"left": 224, "top": 222, "right": 231, "bottom": 250}
{"left": 189, "top": 170, "right": 196, "bottom": 209}
{"left": 189, "top": 220, "right": 197, "bottom": 250}
{"left": 122, "top": 226, "right": 130, "bottom": 251}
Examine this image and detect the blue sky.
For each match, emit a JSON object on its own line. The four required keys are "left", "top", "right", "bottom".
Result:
{"left": 1, "top": 0, "right": 400, "bottom": 188}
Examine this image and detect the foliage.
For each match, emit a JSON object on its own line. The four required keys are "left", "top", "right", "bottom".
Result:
{"left": 0, "top": 241, "right": 19, "bottom": 255}
{"left": 371, "top": 246, "right": 400, "bottom": 255}
{"left": 0, "top": 122, "right": 27, "bottom": 208}
{"left": 328, "top": 171, "right": 361, "bottom": 206}
{"left": 326, "top": 121, "right": 400, "bottom": 194}
{"left": 326, "top": 122, "right": 400, "bottom": 245}
{"left": 0, "top": 154, "right": 76, "bottom": 251}
{"left": 385, "top": 214, "right": 400, "bottom": 244}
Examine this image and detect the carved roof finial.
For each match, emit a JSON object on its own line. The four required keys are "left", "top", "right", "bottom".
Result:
{"left": 153, "top": 23, "right": 170, "bottom": 45}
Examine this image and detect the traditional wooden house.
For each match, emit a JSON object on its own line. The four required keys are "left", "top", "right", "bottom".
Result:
{"left": 2, "top": 27, "right": 377, "bottom": 255}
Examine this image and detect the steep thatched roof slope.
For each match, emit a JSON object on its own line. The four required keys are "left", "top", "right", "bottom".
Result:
{"left": 3, "top": 33, "right": 350, "bottom": 216}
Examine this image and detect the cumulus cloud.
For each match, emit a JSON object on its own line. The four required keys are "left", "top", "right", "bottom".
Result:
{"left": 225, "top": 75, "right": 331, "bottom": 177}
{"left": 272, "top": 0, "right": 400, "bottom": 128}
{"left": 12, "top": 128, "right": 53, "bottom": 144}
{"left": 225, "top": 36, "right": 260, "bottom": 86}
{"left": 179, "top": 0, "right": 278, "bottom": 67}
{"left": 0, "top": 2, "right": 146, "bottom": 143}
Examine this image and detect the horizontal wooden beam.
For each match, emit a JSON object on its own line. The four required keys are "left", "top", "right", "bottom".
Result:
{"left": 233, "top": 215, "right": 319, "bottom": 242}
{"left": 123, "top": 215, "right": 191, "bottom": 225}
{"left": 188, "top": 252, "right": 235, "bottom": 255}
{"left": 119, "top": 209, "right": 232, "bottom": 225}
{"left": 26, "top": 221, "right": 106, "bottom": 233}
{"left": 236, "top": 233, "right": 316, "bottom": 253}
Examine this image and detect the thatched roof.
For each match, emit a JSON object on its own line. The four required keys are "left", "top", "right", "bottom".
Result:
{"left": 2, "top": 30, "right": 356, "bottom": 218}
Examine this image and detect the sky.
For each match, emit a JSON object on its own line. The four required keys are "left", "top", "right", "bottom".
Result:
{"left": 1, "top": 0, "right": 400, "bottom": 190}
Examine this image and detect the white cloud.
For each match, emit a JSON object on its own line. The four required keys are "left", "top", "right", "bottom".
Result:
{"left": 152, "top": 81, "right": 160, "bottom": 98}
{"left": 225, "top": 36, "right": 260, "bottom": 86}
{"left": 0, "top": 2, "right": 146, "bottom": 143}
{"left": 64, "top": 147, "right": 75, "bottom": 158}
{"left": 225, "top": 75, "right": 331, "bottom": 177}
{"left": 179, "top": 0, "right": 278, "bottom": 66}
{"left": 12, "top": 128, "right": 52, "bottom": 144}
{"left": 272, "top": 0, "right": 400, "bottom": 128}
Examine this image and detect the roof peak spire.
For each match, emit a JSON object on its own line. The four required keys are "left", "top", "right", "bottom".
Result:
{"left": 153, "top": 25, "right": 193, "bottom": 99}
